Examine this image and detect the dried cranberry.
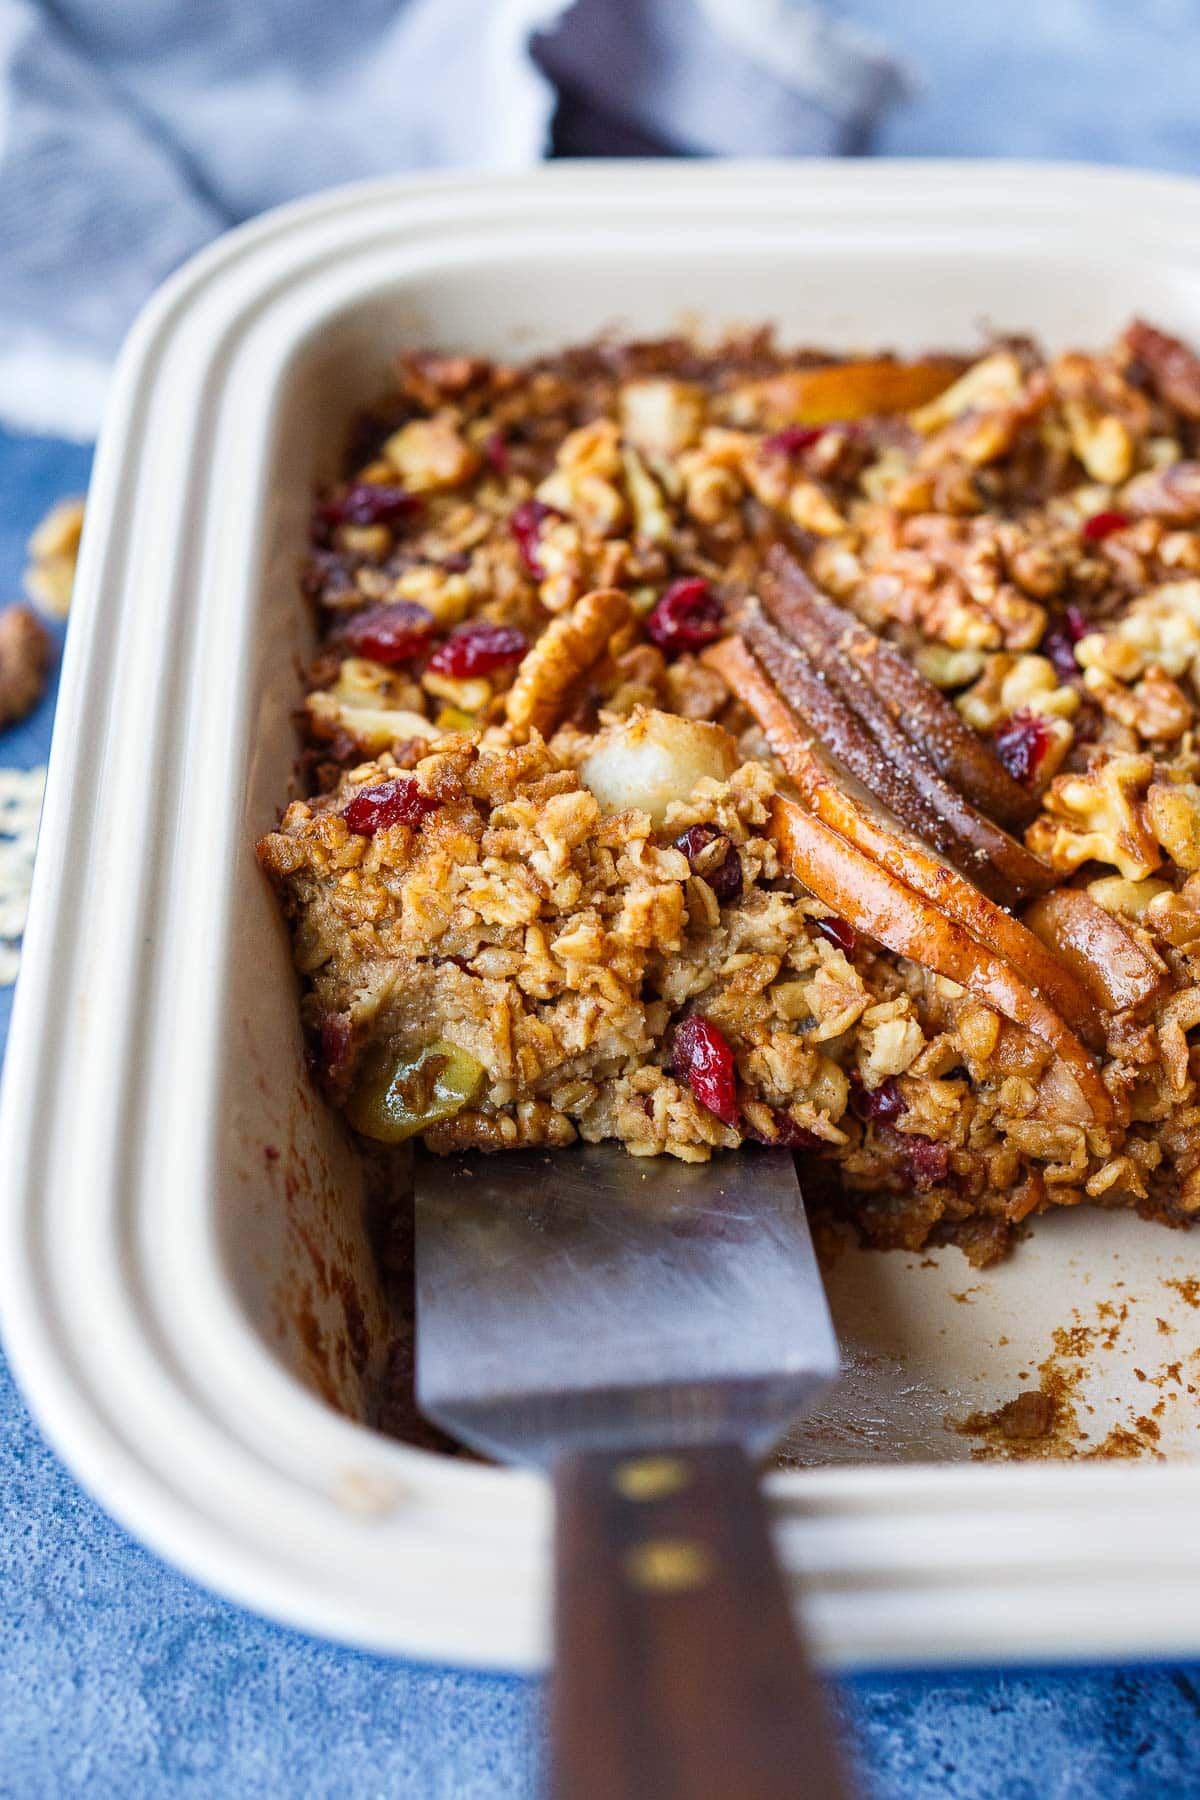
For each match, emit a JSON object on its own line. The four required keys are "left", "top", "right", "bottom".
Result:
{"left": 895, "top": 1131, "right": 951, "bottom": 1192}
{"left": 992, "top": 710, "right": 1053, "bottom": 787}
{"left": 426, "top": 620, "right": 528, "bottom": 679}
{"left": 1041, "top": 603, "right": 1089, "bottom": 683}
{"left": 1082, "top": 509, "right": 1130, "bottom": 542}
{"left": 318, "top": 482, "right": 419, "bottom": 530}
{"left": 851, "top": 1075, "right": 907, "bottom": 1124}
{"left": 1072, "top": 700, "right": 1103, "bottom": 748}
{"left": 483, "top": 431, "right": 510, "bottom": 473}
{"left": 673, "top": 823, "right": 743, "bottom": 904}
{"left": 509, "top": 498, "right": 564, "bottom": 577}
{"left": 746, "top": 1108, "right": 822, "bottom": 1149}
{"left": 672, "top": 1015, "right": 739, "bottom": 1129}
{"left": 309, "top": 1012, "right": 358, "bottom": 1099}
{"left": 761, "top": 425, "right": 827, "bottom": 457}
{"left": 645, "top": 578, "right": 724, "bottom": 656}
{"left": 816, "top": 914, "right": 857, "bottom": 955}
{"left": 341, "top": 600, "right": 436, "bottom": 664}
{"left": 343, "top": 777, "right": 438, "bottom": 836}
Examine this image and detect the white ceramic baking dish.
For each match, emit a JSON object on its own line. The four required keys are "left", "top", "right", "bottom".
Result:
{"left": 5, "top": 161, "right": 1200, "bottom": 1673}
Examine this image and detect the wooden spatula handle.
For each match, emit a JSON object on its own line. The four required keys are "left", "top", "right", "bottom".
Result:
{"left": 551, "top": 1442, "right": 851, "bottom": 1800}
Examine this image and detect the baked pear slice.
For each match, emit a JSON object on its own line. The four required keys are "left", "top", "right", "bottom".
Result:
{"left": 771, "top": 793, "right": 1114, "bottom": 1129}
{"left": 764, "top": 545, "right": 1038, "bottom": 831}
{"left": 756, "top": 577, "right": 1055, "bottom": 902}
{"left": 705, "top": 633, "right": 1101, "bottom": 1048}
{"left": 1024, "top": 889, "right": 1169, "bottom": 1016}
{"left": 740, "top": 609, "right": 968, "bottom": 874}
{"left": 725, "top": 357, "right": 965, "bottom": 430}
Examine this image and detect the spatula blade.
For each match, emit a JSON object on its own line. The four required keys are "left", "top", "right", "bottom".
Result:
{"left": 415, "top": 1144, "right": 838, "bottom": 1468}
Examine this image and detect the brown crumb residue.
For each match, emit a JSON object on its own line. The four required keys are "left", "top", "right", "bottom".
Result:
{"left": 1083, "top": 1423, "right": 1158, "bottom": 1460}
{"left": 950, "top": 1352, "right": 1085, "bottom": 1461}
{"left": 949, "top": 1293, "right": 1184, "bottom": 1462}
{"left": 1166, "top": 1276, "right": 1200, "bottom": 1308}
{"left": 955, "top": 1388, "right": 1059, "bottom": 1447}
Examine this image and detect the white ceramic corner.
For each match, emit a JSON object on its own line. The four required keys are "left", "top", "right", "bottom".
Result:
{"left": 5, "top": 163, "right": 1200, "bottom": 1672}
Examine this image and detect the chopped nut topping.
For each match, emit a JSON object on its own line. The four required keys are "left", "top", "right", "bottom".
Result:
{"left": 506, "top": 587, "right": 631, "bottom": 737}
{"left": 1029, "top": 753, "right": 1161, "bottom": 880}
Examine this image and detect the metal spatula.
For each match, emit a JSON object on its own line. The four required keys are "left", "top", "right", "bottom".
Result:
{"left": 415, "top": 1143, "right": 849, "bottom": 1800}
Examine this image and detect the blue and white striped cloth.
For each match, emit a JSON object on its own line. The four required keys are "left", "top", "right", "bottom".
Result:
{"left": 0, "top": 0, "right": 902, "bottom": 439}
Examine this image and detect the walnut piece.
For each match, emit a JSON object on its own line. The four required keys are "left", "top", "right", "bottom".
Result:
{"left": 1082, "top": 664, "right": 1194, "bottom": 742}
{"left": 306, "top": 657, "right": 439, "bottom": 754}
{"left": 1147, "top": 781, "right": 1200, "bottom": 871}
{"left": 1120, "top": 461, "right": 1200, "bottom": 524}
{"left": 1027, "top": 752, "right": 1162, "bottom": 880}
{"left": 1062, "top": 399, "right": 1134, "bottom": 484}
{"left": 506, "top": 587, "right": 631, "bottom": 737}
{"left": 1123, "top": 319, "right": 1200, "bottom": 420}
{"left": 383, "top": 414, "right": 481, "bottom": 492}
{"left": 618, "top": 379, "right": 706, "bottom": 458}
{"left": 0, "top": 605, "right": 52, "bottom": 728}
{"left": 910, "top": 352, "right": 1023, "bottom": 433}
{"left": 1077, "top": 580, "right": 1200, "bottom": 682}
{"left": 957, "top": 652, "right": 1079, "bottom": 731}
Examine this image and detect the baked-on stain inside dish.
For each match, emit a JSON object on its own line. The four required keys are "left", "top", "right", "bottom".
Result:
{"left": 258, "top": 321, "right": 1200, "bottom": 1267}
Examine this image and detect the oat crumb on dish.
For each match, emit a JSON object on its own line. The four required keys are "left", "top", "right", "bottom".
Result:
{"left": 259, "top": 322, "right": 1200, "bottom": 1263}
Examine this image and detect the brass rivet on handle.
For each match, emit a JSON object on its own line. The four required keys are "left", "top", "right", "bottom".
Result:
{"left": 623, "top": 1538, "right": 715, "bottom": 1594}
{"left": 612, "top": 1455, "right": 692, "bottom": 1502}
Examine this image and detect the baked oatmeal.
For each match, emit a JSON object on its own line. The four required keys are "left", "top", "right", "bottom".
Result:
{"left": 258, "top": 321, "right": 1200, "bottom": 1263}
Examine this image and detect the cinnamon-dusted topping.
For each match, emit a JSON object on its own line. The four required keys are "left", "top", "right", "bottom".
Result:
{"left": 760, "top": 549, "right": 1047, "bottom": 869}
{"left": 703, "top": 633, "right": 1101, "bottom": 1046}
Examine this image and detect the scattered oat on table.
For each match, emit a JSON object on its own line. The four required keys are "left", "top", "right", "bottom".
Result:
{"left": 0, "top": 766, "right": 46, "bottom": 985}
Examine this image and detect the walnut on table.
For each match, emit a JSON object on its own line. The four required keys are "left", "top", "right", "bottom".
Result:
{"left": 0, "top": 604, "right": 52, "bottom": 729}
{"left": 24, "top": 495, "right": 85, "bottom": 619}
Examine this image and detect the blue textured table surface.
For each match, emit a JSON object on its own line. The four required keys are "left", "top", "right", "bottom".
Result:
{"left": 10, "top": 14, "right": 1200, "bottom": 1773}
